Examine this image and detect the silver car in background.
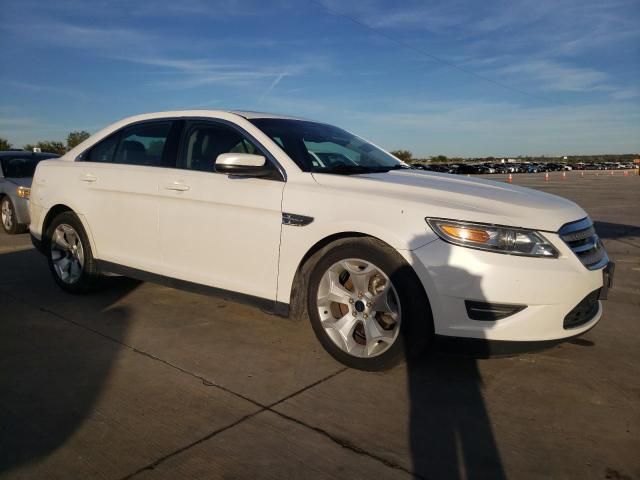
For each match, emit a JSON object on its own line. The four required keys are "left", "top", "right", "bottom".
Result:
{"left": 0, "top": 151, "right": 59, "bottom": 234}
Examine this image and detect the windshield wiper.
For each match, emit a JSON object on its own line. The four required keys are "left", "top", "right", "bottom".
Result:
{"left": 318, "top": 164, "right": 406, "bottom": 175}
{"left": 384, "top": 164, "right": 410, "bottom": 170}
{"left": 317, "top": 165, "right": 378, "bottom": 175}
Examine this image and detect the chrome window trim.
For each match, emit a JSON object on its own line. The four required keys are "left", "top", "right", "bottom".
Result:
{"left": 76, "top": 116, "right": 287, "bottom": 182}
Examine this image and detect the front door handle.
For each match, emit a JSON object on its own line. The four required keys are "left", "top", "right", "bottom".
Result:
{"left": 165, "top": 182, "right": 190, "bottom": 192}
{"left": 80, "top": 174, "right": 97, "bottom": 183}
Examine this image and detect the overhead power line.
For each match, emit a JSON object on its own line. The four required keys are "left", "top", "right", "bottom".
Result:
{"left": 308, "top": 0, "right": 557, "bottom": 104}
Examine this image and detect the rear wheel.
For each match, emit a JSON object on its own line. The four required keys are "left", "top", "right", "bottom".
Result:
{"left": 1, "top": 197, "right": 26, "bottom": 234}
{"left": 307, "top": 238, "right": 433, "bottom": 371}
{"left": 45, "top": 212, "right": 101, "bottom": 293}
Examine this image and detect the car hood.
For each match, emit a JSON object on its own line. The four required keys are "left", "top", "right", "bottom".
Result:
{"left": 311, "top": 170, "right": 586, "bottom": 232}
{"left": 4, "top": 177, "right": 33, "bottom": 188}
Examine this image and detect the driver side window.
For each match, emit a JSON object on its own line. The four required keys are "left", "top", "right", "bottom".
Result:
{"left": 181, "top": 122, "right": 266, "bottom": 173}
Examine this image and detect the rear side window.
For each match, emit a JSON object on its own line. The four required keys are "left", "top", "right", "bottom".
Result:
{"left": 181, "top": 122, "right": 264, "bottom": 172}
{"left": 113, "top": 122, "right": 173, "bottom": 167}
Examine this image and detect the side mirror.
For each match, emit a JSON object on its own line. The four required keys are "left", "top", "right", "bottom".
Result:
{"left": 214, "top": 153, "right": 271, "bottom": 177}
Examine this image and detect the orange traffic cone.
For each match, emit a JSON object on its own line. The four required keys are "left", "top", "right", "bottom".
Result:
{"left": 507, "top": 173, "right": 513, "bottom": 183}
{"left": 624, "top": 170, "right": 628, "bottom": 176}
{"left": 610, "top": 170, "right": 614, "bottom": 176}
{"left": 562, "top": 171, "right": 567, "bottom": 180}
{"left": 581, "top": 171, "right": 584, "bottom": 178}
{"left": 544, "top": 172, "right": 549, "bottom": 181}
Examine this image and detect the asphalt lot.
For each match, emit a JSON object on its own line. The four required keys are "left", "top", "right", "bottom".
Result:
{"left": 1, "top": 170, "right": 639, "bottom": 480}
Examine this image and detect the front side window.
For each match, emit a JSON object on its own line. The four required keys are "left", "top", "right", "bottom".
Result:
{"left": 113, "top": 122, "right": 173, "bottom": 166}
{"left": 181, "top": 122, "right": 265, "bottom": 172}
{"left": 249, "top": 119, "right": 406, "bottom": 174}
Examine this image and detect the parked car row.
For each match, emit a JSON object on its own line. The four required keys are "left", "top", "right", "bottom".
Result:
{"left": 576, "top": 162, "right": 638, "bottom": 170}
{"left": 0, "top": 150, "right": 60, "bottom": 234}
{"left": 411, "top": 161, "right": 638, "bottom": 175}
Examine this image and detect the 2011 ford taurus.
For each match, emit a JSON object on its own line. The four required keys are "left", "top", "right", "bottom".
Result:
{"left": 28, "top": 111, "right": 614, "bottom": 370}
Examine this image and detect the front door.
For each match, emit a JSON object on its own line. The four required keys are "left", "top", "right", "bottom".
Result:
{"left": 157, "top": 120, "right": 285, "bottom": 301}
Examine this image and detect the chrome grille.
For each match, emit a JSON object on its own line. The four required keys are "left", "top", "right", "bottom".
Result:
{"left": 559, "top": 218, "right": 608, "bottom": 270}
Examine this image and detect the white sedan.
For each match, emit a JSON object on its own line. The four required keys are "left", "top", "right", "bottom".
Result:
{"left": 28, "top": 110, "right": 613, "bottom": 370}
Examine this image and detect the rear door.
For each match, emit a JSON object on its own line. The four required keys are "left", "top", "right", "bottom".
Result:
{"left": 157, "top": 119, "right": 285, "bottom": 301}
{"left": 75, "top": 121, "right": 181, "bottom": 272}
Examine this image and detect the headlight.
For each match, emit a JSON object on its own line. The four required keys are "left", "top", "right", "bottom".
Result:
{"left": 16, "top": 186, "right": 31, "bottom": 199}
{"left": 426, "top": 218, "right": 559, "bottom": 257}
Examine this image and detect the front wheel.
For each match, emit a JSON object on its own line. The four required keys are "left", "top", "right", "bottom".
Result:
{"left": 307, "top": 238, "right": 433, "bottom": 371}
{"left": 45, "top": 212, "right": 101, "bottom": 293}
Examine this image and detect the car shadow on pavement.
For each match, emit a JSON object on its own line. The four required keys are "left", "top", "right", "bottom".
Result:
{"left": 593, "top": 221, "right": 640, "bottom": 242}
{"left": 398, "top": 246, "right": 507, "bottom": 479}
{"left": 405, "top": 353, "right": 506, "bottom": 479}
{"left": 0, "top": 249, "right": 139, "bottom": 476}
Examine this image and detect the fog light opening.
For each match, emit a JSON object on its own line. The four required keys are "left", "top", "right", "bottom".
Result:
{"left": 465, "top": 301, "right": 527, "bottom": 321}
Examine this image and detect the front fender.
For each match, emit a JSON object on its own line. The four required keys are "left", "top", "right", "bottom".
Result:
{"left": 276, "top": 180, "right": 439, "bottom": 304}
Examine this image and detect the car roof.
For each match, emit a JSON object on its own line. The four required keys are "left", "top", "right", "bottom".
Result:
{"left": 227, "top": 110, "right": 308, "bottom": 121}
{"left": 58, "top": 110, "right": 332, "bottom": 162}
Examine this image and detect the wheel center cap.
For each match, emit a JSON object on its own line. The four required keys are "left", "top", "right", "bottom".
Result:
{"left": 354, "top": 300, "right": 365, "bottom": 312}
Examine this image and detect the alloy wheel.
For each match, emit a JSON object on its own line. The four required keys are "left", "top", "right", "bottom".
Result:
{"left": 1, "top": 199, "right": 13, "bottom": 230}
{"left": 316, "top": 258, "right": 401, "bottom": 358}
{"left": 50, "top": 223, "right": 85, "bottom": 284}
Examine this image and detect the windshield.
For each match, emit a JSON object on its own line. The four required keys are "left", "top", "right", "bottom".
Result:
{"left": 249, "top": 118, "right": 406, "bottom": 174}
{"left": 1, "top": 155, "right": 55, "bottom": 178}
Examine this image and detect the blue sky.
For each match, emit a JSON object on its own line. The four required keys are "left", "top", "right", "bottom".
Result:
{"left": 1, "top": 0, "right": 639, "bottom": 157}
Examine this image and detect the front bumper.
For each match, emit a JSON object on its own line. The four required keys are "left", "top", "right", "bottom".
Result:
{"left": 406, "top": 236, "right": 608, "bottom": 342}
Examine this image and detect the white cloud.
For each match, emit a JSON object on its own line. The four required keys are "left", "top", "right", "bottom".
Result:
{"left": 1, "top": 0, "right": 291, "bottom": 20}
{"left": 0, "top": 22, "right": 158, "bottom": 56}
{"left": 2, "top": 81, "right": 89, "bottom": 101}
{"left": 610, "top": 88, "right": 640, "bottom": 101}
{"left": 0, "top": 116, "right": 86, "bottom": 142}
{"left": 259, "top": 72, "right": 288, "bottom": 100}
{"left": 496, "top": 60, "right": 611, "bottom": 93}
{"left": 339, "top": 98, "right": 640, "bottom": 156}
{"left": 112, "top": 55, "right": 326, "bottom": 90}
{"left": 0, "top": 117, "right": 37, "bottom": 128}
{"left": 318, "top": 0, "right": 468, "bottom": 31}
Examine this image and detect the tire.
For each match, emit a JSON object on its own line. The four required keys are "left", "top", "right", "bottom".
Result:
{"left": 44, "top": 211, "right": 101, "bottom": 294}
{"left": 306, "top": 237, "right": 433, "bottom": 371}
{"left": 1, "top": 197, "right": 27, "bottom": 235}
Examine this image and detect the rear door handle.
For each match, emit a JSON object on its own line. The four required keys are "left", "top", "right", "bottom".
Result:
{"left": 80, "top": 174, "right": 97, "bottom": 183}
{"left": 164, "top": 182, "right": 190, "bottom": 192}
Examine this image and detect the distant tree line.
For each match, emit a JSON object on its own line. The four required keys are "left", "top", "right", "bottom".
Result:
{"left": 0, "top": 131, "right": 91, "bottom": 155}
{"left": 391, "top": 151, "right": 466, "bottom": 163}
{"left": 391, "top": 150, "right": 638, "bottom": 164}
